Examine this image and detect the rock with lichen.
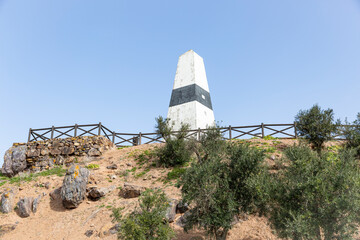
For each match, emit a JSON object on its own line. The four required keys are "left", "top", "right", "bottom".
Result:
{"left": 2, "top": 145, "right": 27, "bottom": 177}
{"left": 0, "top": 188, "right": 15, "bottom": 213}
{"left": 60, "top": 165, "right": 89, "bottom": 209}
{"left": 17, "top": 197, "right": 34, "bottom": 218}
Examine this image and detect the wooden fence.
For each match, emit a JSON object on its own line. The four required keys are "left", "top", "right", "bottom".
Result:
{"left": 28, "top": 122, "right": 348, "bottom": 147}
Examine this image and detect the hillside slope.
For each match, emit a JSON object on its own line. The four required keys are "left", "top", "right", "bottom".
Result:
{"left": 0, "top": 140, "right": 313, "bottom": 240}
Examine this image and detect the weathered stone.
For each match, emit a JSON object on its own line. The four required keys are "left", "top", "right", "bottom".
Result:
{"left": 165, "top": 199, "right": 178, "bottom": 223}
{"left": 0, "top": 189, "right": 15, "bottom": 213}
{"left": 27, "top": 148, "right": 40, "bottom": 157}
{"left": 88, "top": 148, "right": 100, "bottom": 157}
{"left": 32, "top": 195, "right": 41, "bottom": 213}
{"left": 1, "top": 145, "right": 27, "bottom": 177}
{"left": 17, "top": 197, "right": 34, "bottom": 218}
{"left": 60, "top": 146, "right": 75, "bottom": 155}
{"left": 60, "top": 165, "right": 89, "bottom": 209}
{"left": 109, "top": 224, "right": 121, "bottom": 235}
{"left": 176, "top": 200, "right": 190, "bottom": 214}
{"left": 44, "top": 182, "right": 50, "bottom": 189}
{"left": 106, "top": 164, "right": 117, "bottom": 170}
{"left": 119, "top": 183, "right": 146, "bottom": 199}
{"left": 176, "top": 211, "right": 191, "bottom": 228}
{"left": 0, "top": 224, "right": 17, "bottom": 238}
{"left": 87, "top": 185, "right": 116, "bottom": 201}
{"left": 50, "top": 148, "right": 61, "bottom": 155}
{"left": 85, "top": 230, "right": 94, "bottom": 237}
{"left": 49, "top": 187, "right": 62, "bottom": 200}
{"left": 55, "top": 155, "right": 65, "bottom": 165}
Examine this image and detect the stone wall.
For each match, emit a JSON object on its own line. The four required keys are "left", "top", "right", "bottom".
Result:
{"left": 2, "top": 136, "right": 114, "bottom": 177}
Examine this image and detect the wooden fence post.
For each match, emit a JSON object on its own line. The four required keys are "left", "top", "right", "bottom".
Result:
{"left": 112, "top": 131, "right": 115, "bottom": 144}
{"left": 74, "top": 124, "right": 78, "bottom": 137}
{"left": 139, "top": 132, "right": 142, "bottom": 145}
{"left": 98, "top": 122, "right": 102, "bottom": 136}
{"left": 28, "top": 128, "right": 32, "bottom": 142}
{"left": 197, "top": 128, "right": 201, "bottom": 141}
{"left": 51, "top": 126, "right": 55, "bottom": 139}
{"left": 261, "top": 123, "right": 265, "bottom": 138}
{"left": 229, "top": 125, "right": 232, "bottom": 141}
{"left": 294, "top": 122, "right": 298, "bottom": 139}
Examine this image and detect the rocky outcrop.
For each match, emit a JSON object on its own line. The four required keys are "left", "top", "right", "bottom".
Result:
{"left": 2, "top": 145, "right": 27, "bottom": 177}
{"left": 119, "top": 183, "right": 146, "bottom": 199}
{"left": 1, "top": 136, "right": 113, "bottom": 176}
{"left": 0, "top": 188, "right": 15, "bottom": 213}
{"left": 60, "top": 165, "right": 89, "bottom": 209}
{"left": 87, "top": 185, "right": 116, "bottom": 201}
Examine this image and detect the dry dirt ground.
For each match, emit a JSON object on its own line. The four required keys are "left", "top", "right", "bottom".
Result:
{"left": 0, "top": 139, "right": 343, "bottom": 240}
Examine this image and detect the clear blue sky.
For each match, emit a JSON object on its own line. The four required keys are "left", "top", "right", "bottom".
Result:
{"left": 1, "top": 0, "right": 360, "bottom": 165}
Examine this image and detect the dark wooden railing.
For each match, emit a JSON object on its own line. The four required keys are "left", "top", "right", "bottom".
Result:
{"left": 28, "top": 122, "right": 348, "bottom": 147}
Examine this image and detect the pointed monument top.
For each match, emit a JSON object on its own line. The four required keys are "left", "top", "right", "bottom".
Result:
{"left": 173, "top": 50, "right": 209, "bottom": 91}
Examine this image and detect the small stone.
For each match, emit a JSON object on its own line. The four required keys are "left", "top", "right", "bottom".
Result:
{"left": 165, "top": 199, "right": 178, "bottom": 223}
{"left": 270, "top": 155, "right": 276, "bottom": 160}
{"left": 0, "top": 224, "right": 17, "bottom": 238}
{"left": 32, "top": 195, "right": 41, "bottom": 213}
{"left": 106, "top": 164, "right": 118, "bottom": 170}
{"left": 85, "top": 230, "right": 94, "bottom": 237}
{"left": 49, "top": 187, "right": 62, "bottom": 200}
{"left": 44, "top": 182, "right": 50, "bottom": 189}
{"left": 90, "top": 224, "right": 95, "bottom": 227}
{"left": 119, "top": 183, "right": 146, "bottom": 199}
{"left": 126, "top": 163, "right": 132, "bottom": 167}
{"left": 110, "top": 175, "right": 117, "bottom": 180}
{"left": 87, "top": 185, "right": 116, "bottom": 201}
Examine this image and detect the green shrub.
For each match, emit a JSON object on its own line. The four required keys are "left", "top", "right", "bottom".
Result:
{"left": 179, "top": 141, "right": 265, "bottom": 240}
{"left": 343, "top": 113, "right": 360, "bottom": 157}
{"left": 261, "top": 145, "right": 360, "bottom": 239}
{"left": 295, "top": 104, "right": 339, "bottom": 152}
{"left": 115, "top": 189, "right": 175, "bottom": 240}
{"left": 155, "top": 116, "right": 192, "bottom": 167}
{"left": 166, "top": 167, "right": 186, "bottom": 181}
{"left": 86, "top": 164, "right": 99, "bottom": 169}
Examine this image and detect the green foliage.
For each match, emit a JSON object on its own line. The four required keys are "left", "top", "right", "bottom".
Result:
{"left": 4, "top": 167, "right": 66, "bottom": 185}
{"left": 86, "top": 164, "right": 99, "bottom": 169}
{"left": 179, "top": 140, "right": 265, "bottom": 240}
{"left": 295, "top": 104, "right": 339, "bottom": 152}
{"left": 111, "top": 207, "right": 124, "bottom": 223}
{"left": 155, "top": 116, "right": 192, "bottom": 167}
{"left": 259, "top": 145, "right": 360, "bottom": 240}
{"left": 263, "top": 135, "right": 277, "bottom": 140}
{"left": 342, "top": 113, "right": 360, "bottom": 157}
{"left": 115, "top": 189, "right": 175, "bottom": 240}
{"left": 166, "top": 167, "right": 186, "bottom": 181}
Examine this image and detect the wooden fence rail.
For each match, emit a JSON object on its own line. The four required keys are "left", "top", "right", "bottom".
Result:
{"left": 28, "top": 122, "right": 349, "bottom": 147}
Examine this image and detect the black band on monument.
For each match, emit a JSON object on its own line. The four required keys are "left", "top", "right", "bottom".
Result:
{"left": 169, "top": 84, "right": 213, "bottom": 110}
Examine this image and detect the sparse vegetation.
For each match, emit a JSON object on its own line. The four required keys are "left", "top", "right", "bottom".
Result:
{"left": 86, "top": 163, "right": 100, "bottom": 170}
{"left": 114, "top": 189, "right": 175, "bottom": 240}
{"left": 155, "top": 116, "right": 192, "bottom": 167}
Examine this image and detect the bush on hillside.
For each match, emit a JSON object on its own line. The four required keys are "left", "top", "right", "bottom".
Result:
{"left": 115, "top": 189, "right": 175, "bottom": 240}
{"left": 179, "top": 139, "right": 265, "bottom": 240}
{"left": 343, "top": 113, "right": 360, "bottom": 157}
{"left": 155, "top": 116, "right": 192, "bottom": 167}
{"left": 260, "top": 145, "right": 360, "bottom": 240}
{"left": 295, "top": 104, "right": 339, "bottom": 152}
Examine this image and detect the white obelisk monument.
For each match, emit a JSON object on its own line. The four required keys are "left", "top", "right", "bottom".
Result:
{"left": 167, "top": 50, "right": 215, "bottom": 131}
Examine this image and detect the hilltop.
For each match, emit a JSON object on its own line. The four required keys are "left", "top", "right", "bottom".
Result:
{"left": 0, "top": 138, "right": 344, "bottom": 240}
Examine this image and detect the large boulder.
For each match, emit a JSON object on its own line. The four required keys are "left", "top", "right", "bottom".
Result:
{"left": 17, "top": 197, "right": 34, "bottom": 218}
{"left": 2, "top": 145, "right": 27, "bottom": 177}
{"left": 0, "top": 188, "right": 15, "bottom": 213}
{"left": 60, "top": 165, "right": 89, "bottom": 209}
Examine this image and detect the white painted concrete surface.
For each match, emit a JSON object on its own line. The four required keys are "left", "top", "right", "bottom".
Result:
{"left": 167, "top": 50, "right": 215, "bottom": 131}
